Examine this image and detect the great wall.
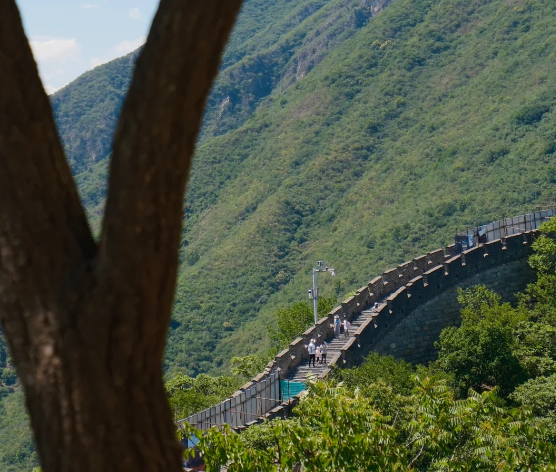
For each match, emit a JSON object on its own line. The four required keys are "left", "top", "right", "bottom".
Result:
{"left": 176, "top": 209, "right": 555, "bottom": 435}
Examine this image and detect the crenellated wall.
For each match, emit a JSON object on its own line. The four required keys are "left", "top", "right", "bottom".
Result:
{"left": 272, "top": 243, "right": 452, "bottom": 378}
{"left": 374, "top": 258, "right": 532, "bottom": 363}
{"left": 335, "top": 232, "right": 537, "bottom": 369}
{"left": 177, "top": 209, "right": 555, "bottom": 432}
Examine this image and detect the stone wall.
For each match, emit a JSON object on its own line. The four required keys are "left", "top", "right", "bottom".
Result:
{"left": 374, "top": 257, "right": 534, "bottom": 364}
{"left": 177, "top": 210, "right": 554, "bottom": 432}
{"left": 337, "top": 232, "right": 538, "bottom": 368}
{"left": 271, "top": 248, "right": 447, "bottom": 379}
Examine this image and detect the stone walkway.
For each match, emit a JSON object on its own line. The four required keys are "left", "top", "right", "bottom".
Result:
{"left": 285, "top": 303, "right": 386, "bottom": 383}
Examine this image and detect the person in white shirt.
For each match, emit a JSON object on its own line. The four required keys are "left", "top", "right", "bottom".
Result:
{"left": 344, "top": 319, "right": 350, "bottom": 337}
{"left": 307, "top": 339, "right": 316, "bottom": 367}
{"left": 316, "top": 345, "right": 321, "bottom": 364}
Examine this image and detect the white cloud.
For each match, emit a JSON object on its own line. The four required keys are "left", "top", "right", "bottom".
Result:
{"left": 44, "top": 84, "right": 59, "bottom": 95}
{"left": 129, "top": 7, "right": 142, "bottom": 20}
{"left": 42, "top": 68, "right": 65, "bottom": 81}
{"left": 90, "top": 36, "right": 146, "bottom": 69}
{"left": 81, "top": 3, "right": 100, "bottom": 9}
{"left": 30, "top": 37, "right": 80, "bottom": 64}
{"left": 114, "top": 36, "right": 146, "bottom": 55}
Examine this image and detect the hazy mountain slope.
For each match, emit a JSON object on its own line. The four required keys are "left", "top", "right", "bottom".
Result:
{"left": 50, "top": 53, "right": 139, "bottom": 174}
{"left": 200, "top": 0, "right": 395, "bottom": 139}
{"left": 52, "top": 0, "right": 386, "bottom": 174}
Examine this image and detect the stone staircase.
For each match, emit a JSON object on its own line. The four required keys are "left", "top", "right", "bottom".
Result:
{"left": 285, "top": 305, "right": 382, "bottom": 383}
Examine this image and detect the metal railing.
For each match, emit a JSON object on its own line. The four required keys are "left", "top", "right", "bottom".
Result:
{"left": 176, "top": 370, "right": 282, "bottom": 432}
{"left": 454, "top": 208, "right": 555, "bottom": 253}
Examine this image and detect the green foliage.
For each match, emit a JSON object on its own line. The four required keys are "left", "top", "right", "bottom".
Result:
{"left": 165, "top": 374, "right": 242, "bottom": 421}
{"left": 511, "top": 375, "right": 556, "bottom": 417}
{"left": 267, "top": 298, "right": 334, "bottom": 353}
{"left": 530, "top": 217, "right": 556, "bottom": 276}
{"left": 238, "top": 418, "right": 300, "bottom": 452}
{"left": 457, "top": 285, "right": 527, "bottom": 328}
{"left": 518, "top": 274, "right": 556, "bottom": 324}
{"left": 0, "top": 370, "right": 17, "bottom": 387}
{"left": 513, "top": 103, "right": 550, "bottom": 126}
{"left": 183, "top": 377, "right": 556, "bottom": 471}
{"left": 184, "top": 380, "right": 404, "bottom": 472}
{"left": 0, "top": 392, "right": 37, "bottom": 471}
{"left": 513, "top": 321, "right": 556, "bottom": 376}
{"left": 230, "top": 355, "right": 269, "bottom": 379}
{"left": 335, "top": 352, "right": 416, "bottom": 395}
{"left": 436, "top": 321, "right": 526, "bottom": 398}
{"left": 457, "top": 285, "right": 501, "bottom": 320}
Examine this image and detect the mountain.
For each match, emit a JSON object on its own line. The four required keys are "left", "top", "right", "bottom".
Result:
{"left": 56, "top": 0, "right": 556, "bottom": 377}
{"left": 3, "top": 0, "right": 556, "bottom": 466}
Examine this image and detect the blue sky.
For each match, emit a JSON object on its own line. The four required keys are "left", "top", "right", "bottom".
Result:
{"left": 17, "top": 0, "right": 159, "bottom": 94}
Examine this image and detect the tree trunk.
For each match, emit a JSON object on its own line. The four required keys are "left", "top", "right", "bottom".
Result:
{"left": 0, "top": 0, "right": 243, "bottom": 470}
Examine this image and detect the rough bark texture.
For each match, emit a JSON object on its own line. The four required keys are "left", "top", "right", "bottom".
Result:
{"left": 0, "top": 0, "right": 243, "bottom": 471}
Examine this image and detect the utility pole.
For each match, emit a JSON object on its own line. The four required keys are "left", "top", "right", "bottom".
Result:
{"left": 308, "top": 260, "right": 335, "bottom": 325}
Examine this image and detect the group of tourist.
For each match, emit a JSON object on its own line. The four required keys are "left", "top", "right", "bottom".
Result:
{"left": 306, "top": 339, "right": 328, "bottom": 367}
{"left": 333, "top": 313, "right": 350, "bottom": 338}
{"left": 306, "top": 314, "right": 355, "bottom": 368}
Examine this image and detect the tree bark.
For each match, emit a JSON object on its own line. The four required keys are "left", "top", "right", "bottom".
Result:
{"left": 0, "top": 0, "right": 243, "bottom": 471}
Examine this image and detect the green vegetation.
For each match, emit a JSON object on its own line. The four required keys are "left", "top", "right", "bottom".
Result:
{"left": 0, "top": 392, "right": 37, "bottom": 472}
{"left": 0, "top": 335, "right": 33, "bottom": 470}
{"left": 183, "top": 219, "right": 556, "bottom": 471}
{"left": 187, "top": 378, "right": 556, "bottom": 471}
{"left": 5, "top": 0, "right": 556, "bottom": 467}
{"left": 166, "top": 374, "right": 242, "bottom": 422}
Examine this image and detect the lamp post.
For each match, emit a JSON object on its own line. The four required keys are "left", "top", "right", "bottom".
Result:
{"left": 308, "top": 261, "right": 336, "bottom": 325}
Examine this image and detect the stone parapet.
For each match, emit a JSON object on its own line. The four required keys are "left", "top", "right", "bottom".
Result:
{"left": 340, "top": 232, "right": 537, "bottom": 367}
{"left": 177, "top": 210, "right": 554, "bottom": 434}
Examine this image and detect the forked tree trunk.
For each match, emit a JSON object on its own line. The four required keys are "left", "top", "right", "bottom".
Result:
{"left": 0, "top": 0, "right": 243, "bottom": 470}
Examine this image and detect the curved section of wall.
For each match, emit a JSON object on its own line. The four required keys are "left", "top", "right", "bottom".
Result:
{"left": 374, "top": 257, "right": 533, "bottom": 364}
{"left": 177, "top": 209, "right": 555, "bottom": 432}
{"left": 339, "top": 232, "right": 537, "bottom": 368}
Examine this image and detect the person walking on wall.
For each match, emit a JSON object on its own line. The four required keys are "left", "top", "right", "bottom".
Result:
{"left": 334, "top": 314, "right": 341, "bottom": 337}
{"left": 315, "top": 344, "right": 321, "bottom": 365}
{"left": 344, "top": 318, "right": 351, "bottom": 337}
{"left": 320, "top": 343, "right": 327, "bottom": 365}
{"left": 308, "top": 339, "right": 316, "bottom": 367}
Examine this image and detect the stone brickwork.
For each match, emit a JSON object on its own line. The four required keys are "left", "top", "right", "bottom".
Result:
{"left": 337, "top": 230, "right": 541, "bottom": 369}
{"left": 374, "top": 258, "right": 534, "bottom": 364}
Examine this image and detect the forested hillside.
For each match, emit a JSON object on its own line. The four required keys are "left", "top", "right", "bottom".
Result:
{"left": 2, "top": 0, "right": 556, "bottom": 467}
{"left": 56, "top": 0, "right": 556, "bottom": 378}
